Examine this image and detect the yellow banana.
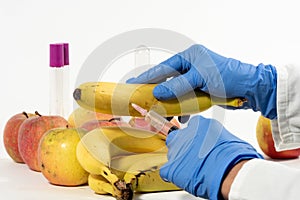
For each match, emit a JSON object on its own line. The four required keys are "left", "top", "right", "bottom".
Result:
{"left": 110, "top": 152, "right": 167, "bottom": 177}
{"left": 77, "top": 140, "right": 115, "bottom": 175}
{"left": 88, "top": 174, "right": 112, "bottom": 195}
{"left": 76, "top": 126, "right": 167, "bottom": 175}
{"left": 111, "top": 152, "right": 167, "bottom": 173}
{"left": 124, "top": 170, "right": 180, "bottom": 193}
{"left": 77, "top": 133, "right": 132, "bottom": 199}
{"left": 116, "top": 153, "right": 179, "bottom": 193}
{"left": 76, "top": 126, "right": 170, "bottom": 199}
{"left": 77, "top": 144, "right": 131, "bottom": 199}
{"left": 88, "top": 174, "right": 133, "bottom": 199}
{"left": 73, "top": 82, "right": 245, "bottom": 117}
{"left": 77, "top": 126, "right": 167, "bottom": 170}
{"left": 88, "top": 170, "right": 179, "bottom": 197}
{"left": 87, "top": 153, "right": 179, "bottom": 199}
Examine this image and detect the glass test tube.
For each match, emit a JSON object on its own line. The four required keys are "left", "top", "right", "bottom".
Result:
{"left": 49, "top": 43, "right": 70, "bottom": 118}
{"left": 134, "top": 45, "right": 150, "bottom": 71}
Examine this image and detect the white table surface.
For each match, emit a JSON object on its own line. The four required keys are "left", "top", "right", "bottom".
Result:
{"left": 0, "top": 158, "right": 201, "bottom": 200}
{"left": 2, "top": 157, "right": 300, "bottom": 200}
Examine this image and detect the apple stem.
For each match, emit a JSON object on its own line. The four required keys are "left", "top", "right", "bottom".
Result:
{"left": 35, "top": 111, "right": 42, "bottom": 117}
{"left": 22, "top": 111, "right": 29, "bottom": 118}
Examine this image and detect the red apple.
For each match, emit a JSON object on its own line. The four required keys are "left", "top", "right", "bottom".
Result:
{"left": 18, "top": 111, "right": 69, "bottom": 171}
{"left": 80, "top": 118, "right": 129, "bottom": 132}
{"left": 256, "top": 115, "right": 300, "bottom": 159}
{"left": 68, "top": 107, "right": 116, "bottom": 128}
{"left": 3, "top": 112, "right": 36, "bottom": 163}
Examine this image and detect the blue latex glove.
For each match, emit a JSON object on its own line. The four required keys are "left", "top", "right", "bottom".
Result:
{"left": 127, "top": 44, "right": 277, "bottom": 119}
{"left": 160, "top": 115, "right": 263, "bottom": 200}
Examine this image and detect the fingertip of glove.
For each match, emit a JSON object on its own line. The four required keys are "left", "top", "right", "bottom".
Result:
{"left": 159, "top": 164, "right": 170, "bottom": 182}
{"left": 126, "top": 77, "right": 137, "bottom": 84}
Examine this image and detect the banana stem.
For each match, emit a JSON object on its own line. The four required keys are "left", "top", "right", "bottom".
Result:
{"left": 114, "top": 181, "right": 133, "bottom": 200}
{"left": 100, "top": 168, "right": 133, "bottom": 200}
{"left": 211, "top": 97, "right": 247, "bottom": 107}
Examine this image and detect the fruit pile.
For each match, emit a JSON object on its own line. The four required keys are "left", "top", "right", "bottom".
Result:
{"left": 2, "top": 81, "right": 246, "bottom": 200}
{"left": 3, "top": 106, "right": 179, "bottom": 200}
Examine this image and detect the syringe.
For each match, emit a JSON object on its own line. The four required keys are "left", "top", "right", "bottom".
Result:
{"left": 131, "top": 103, "right": 179, "bottom": 136}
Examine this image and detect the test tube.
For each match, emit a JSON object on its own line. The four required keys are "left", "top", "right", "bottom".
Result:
{"left": 49, "top": 43, "right": 70, "bottom": 118}
{"left": 134, "top": 45, "right": 150, "bottom": 70}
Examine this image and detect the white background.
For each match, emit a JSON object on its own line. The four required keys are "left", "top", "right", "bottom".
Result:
{"left": 1, "top": 0, "right": 300, "bottom": 160}
{"left": 1, "top": 1, "right": 300, "bottom": 200}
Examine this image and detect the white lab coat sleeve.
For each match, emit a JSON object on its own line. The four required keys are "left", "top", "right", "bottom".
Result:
{"left": 229, "top": 159, "right": 300, "bottom": 200}
{"left": 271, "top": 64, "right": 300, "bottom": 151}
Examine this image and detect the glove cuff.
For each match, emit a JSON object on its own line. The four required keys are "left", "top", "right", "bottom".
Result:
{"left": 200, "top": 141, "right": 263, "bottom": 200}
{"left": 249, "top": 64, "right": 277, "bottom": 119}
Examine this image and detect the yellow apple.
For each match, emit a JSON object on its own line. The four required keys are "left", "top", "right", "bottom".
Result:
{"left": 68, "top": 107, "right": 115, "bottom": 127}
{"left": 38, "top": 127, "right": 89, "bottom": 186}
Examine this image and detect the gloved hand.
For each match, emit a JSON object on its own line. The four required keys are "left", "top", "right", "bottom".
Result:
{"left": 160, "top": 115, "right": 263, "bottom": 200}
{"left": 127, "top": 44, "right": 277, "bottom": 119}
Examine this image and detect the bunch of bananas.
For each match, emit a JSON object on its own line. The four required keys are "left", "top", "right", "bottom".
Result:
{"left": 76, "top": 126, "right": 180, "bottom": 200}
{"left": 74, "top": 82, "right": 244, "bottom": 199}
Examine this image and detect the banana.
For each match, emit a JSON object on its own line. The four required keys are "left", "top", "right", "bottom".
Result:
{"left": 88, "top": 174, "right": 112, "bottom": 195}
{"left": 88, "top": 174, "right": 133, "bottom": 199}
{"left": 124, "top": 170, "right": 180, "bottom": 193}
{"left": 87, "top": 153, "right": 180, "bottom": 199}
{"left": 111, "top": 152, "right": 180, "bottom": 193}
{"left": 119, "top": 153, "right": 179, "bottom": 193}
{"left": 76, "top": 126, "right": 167, "bottom": 175}
{"left": 73, "top": 82, "right": 245, "bottom": 117}
{"left": 111, "top": 152, "right": 167, "bottom": 173}
{"left": 77, "top": 140, "right": 132, "bottom": 199}
{"left": 76, "top": 126, "right": 169, "bottom": 199}
{"left": 77, "top": 126, "right": 167, "bottom": 171}
{"left": 88, "top": 170, "right": 179, "bottom": 196}
{"left": 110, "top": 152, "right": 167, "bottom": 177}
{"left": 77, "top": 126, "right": 167, "bottom": 170}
